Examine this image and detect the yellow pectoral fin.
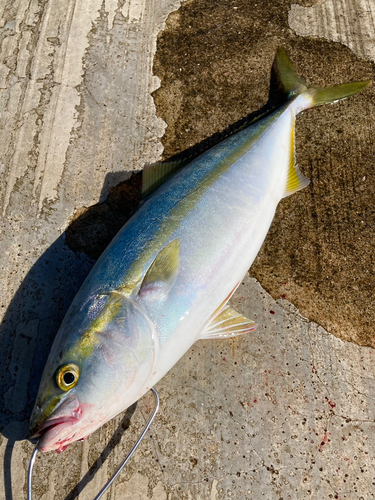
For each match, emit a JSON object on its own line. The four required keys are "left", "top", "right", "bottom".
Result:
{"left": 200, "top": 306, "right": 257, "bottom": 340}
{"left": 283, "top": 122, "right": 310, "bottom": 198}
{"left": 138, "top": 239, "right": 181, "bottom": 297}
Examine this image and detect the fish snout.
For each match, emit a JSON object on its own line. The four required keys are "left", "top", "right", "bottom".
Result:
{"left": 29, "top": 395, "right": 82, "bottom": 440}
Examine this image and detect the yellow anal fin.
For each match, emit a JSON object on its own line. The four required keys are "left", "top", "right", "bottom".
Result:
{"left": 200, "top": 306, "right": 257, "bottom": 340}
{"left": 283, "top": 122, "right": 310, "bottom": 198}
{"left": 207, "top": 281, "right": 241, "bottom": 323}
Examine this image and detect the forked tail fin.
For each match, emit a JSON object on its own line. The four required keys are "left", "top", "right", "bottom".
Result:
{"left": 274, "top": 48, "right": 370, "bottom": 198}
{"left": 274, "top": 47, "right": 370, "bottom": 111}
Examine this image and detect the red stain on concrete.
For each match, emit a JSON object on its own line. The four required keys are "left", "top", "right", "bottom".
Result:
{"left": 319, "top": 431, "right": 330, "bottom": 451}
{"left": 325, "top": 397, "right": 336, "bottom": 409}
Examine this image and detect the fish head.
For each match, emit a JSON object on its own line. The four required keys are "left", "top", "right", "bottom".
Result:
{"left": 30, "top": 293, "right": 156, "bottom": 452}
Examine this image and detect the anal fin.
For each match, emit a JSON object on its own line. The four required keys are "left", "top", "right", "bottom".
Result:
{"left": 207, "top": 281, "right": 241, "bottom": 321}
{"left": 200, "top": 306, "right": 257, "bottom": 340}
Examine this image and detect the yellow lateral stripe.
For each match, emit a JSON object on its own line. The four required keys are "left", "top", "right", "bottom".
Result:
{"left": 122, "top": 112, "right": 281, "bottom": 294}
{"left": 71, "top": 294, "right": 123, "bottom": 358}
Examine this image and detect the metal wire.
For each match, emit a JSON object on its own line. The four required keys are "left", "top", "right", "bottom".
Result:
{"left": 27, "top": 443, "right": 38, "bottom": 500}
{"left": 27, "top": 387, "right": 160, "bottom": 500}
{"left": 93, "top": 387, "right": 159, "bottom": 499}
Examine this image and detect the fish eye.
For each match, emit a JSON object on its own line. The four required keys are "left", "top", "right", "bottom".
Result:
{"left": 56, "top": 364, "right": 79, "bottom": 391}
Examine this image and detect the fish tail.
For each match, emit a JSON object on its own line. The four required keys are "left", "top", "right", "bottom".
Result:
{"left": 274, "top": 47, "right": 371, "bottom": 112}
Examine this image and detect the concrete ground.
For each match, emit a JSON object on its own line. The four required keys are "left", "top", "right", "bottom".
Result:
{"left": 1, "top": 0, "right": 375, "bottom": 499}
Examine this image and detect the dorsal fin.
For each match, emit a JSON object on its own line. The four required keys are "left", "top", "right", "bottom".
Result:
{"left": 283, "top": 122, "right": 310, "bottom": 197}
{"left": 141, "top": 160, "right": 187, "bottom": 198}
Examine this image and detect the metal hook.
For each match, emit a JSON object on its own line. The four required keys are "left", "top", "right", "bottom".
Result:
{"left": 93, "top": 387, "right": 159, "bottom": 499}
{"left": 27, "top": 443, "right": 38, "bottom": 500}
{"left": 27, "top": 387, "right": 159, "bottom": 500}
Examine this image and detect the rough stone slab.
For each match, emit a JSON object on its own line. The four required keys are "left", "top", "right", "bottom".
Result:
{"left": 1, "top": 0, "right": 375, "bottom": 499}
{"left": 289, "top": 0, "right": 375, "bottom": 63}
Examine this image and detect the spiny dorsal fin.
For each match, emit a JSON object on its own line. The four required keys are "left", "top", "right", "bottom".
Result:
{"left": 142, "top": 161, "right": 187, "bottom": 198}
{"left": 283, "top": 122, "right": 310, "bottom": 197}
{"left": 139, "top": 239, "right": 180, "bottom": 297}
{"left": 200, "top": 306, "right": 257, "bottom": 340}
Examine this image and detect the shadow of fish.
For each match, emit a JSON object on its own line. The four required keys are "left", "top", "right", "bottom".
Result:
{"left": 29, "top": 48, "right": 369, "bottom": 453}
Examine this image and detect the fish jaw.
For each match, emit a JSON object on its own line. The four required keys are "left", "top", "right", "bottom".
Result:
{"left": 37, "top": 418, "right": 81, "bottom": 453}
{"left": 30, "top": 395, "right": 95, "bottom": 453}
{"left": 37, "top": 414, "right": 94, "bottom": 453}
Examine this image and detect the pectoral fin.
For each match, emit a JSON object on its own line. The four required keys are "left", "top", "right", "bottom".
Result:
{"left": 200, "top": 306, "right": 257, "bottom": 340}
{"left": 138, "top": 239, "right": 180, "bottom": 298}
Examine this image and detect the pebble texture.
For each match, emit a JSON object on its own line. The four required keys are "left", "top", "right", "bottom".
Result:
{"left": 0, "top": 0, "right": 375, "bottom": 499}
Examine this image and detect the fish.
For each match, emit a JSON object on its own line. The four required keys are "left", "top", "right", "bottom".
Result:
{"left": 29, "top": 48, "right": 369, "bottom": 452}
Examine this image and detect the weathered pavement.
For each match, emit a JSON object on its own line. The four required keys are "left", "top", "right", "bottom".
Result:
{"left": 1, "top": 0, "right": 375, "bottom": 499}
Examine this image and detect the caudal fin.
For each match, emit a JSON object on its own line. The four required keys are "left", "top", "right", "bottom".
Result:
{"left": 274, "top": 48, "right": 370, "bottom": 199}
{"left": 274, "top": 47, "right": 370, "bottom": 109}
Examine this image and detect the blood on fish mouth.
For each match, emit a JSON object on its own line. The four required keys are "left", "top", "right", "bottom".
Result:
{"left": 30, "top": 405, "right": 83, "bottom": 453}
{"left": 30, "top": 406, "right": 83, "bottom": 439}
{"left": 35, "top": 418, "right": 80, "bottom": 453}
{"left": 30, "top": 399, "right": 98, "bottom": 452}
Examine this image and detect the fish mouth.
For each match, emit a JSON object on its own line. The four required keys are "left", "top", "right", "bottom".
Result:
{"left": 30, "top": 395, "right": 85, "bottom": 453}
{"left": 30, "top": 414, "right": 82, "bottom": 439}
{"left": 33, "top": 418, "right": 82, "bottom": 453}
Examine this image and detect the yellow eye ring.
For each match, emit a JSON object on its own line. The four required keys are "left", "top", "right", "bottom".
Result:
{"left": 56, "top": 364, "right": 79, "bottom": 391}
